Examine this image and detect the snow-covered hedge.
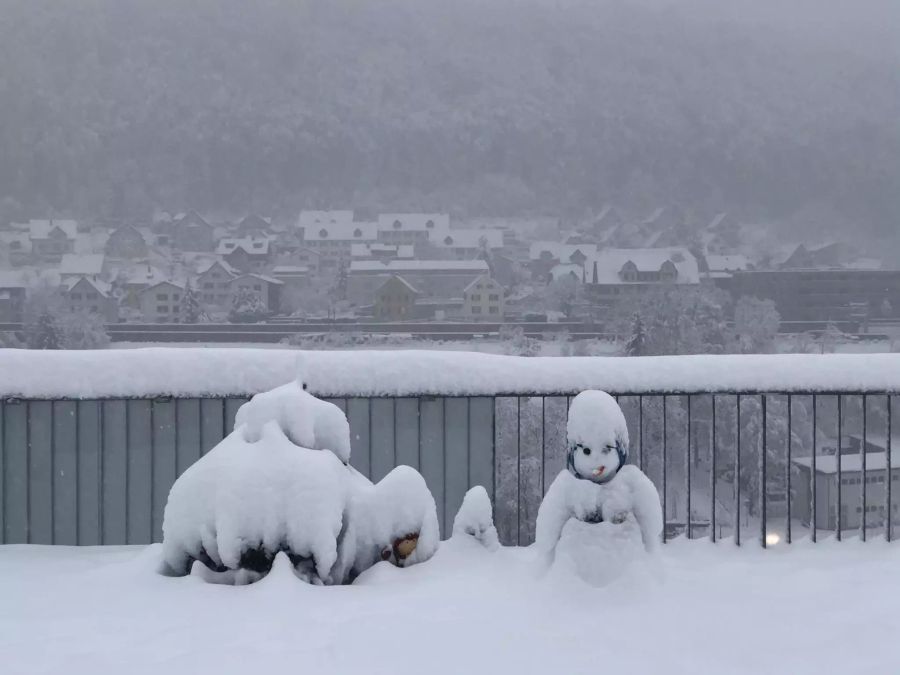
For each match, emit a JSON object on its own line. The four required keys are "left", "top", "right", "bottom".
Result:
{"left": 1, "top": 348, "right": 899, "bottom": 399}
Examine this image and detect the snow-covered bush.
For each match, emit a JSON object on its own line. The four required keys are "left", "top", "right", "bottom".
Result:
{"left": 162, "top": 358, "right": 440, "bottom": 584}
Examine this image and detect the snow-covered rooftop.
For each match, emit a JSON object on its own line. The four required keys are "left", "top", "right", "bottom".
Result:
{"left": 0, "top": 271, "right": 27, "bottom": 288}
{"left": 588, "top": 248, "right": 700, "bottom": 285}
{"left": 705, "top": 254, "right": 750, "bottom": 273}
{"left": 350, "top": 243, "right": 416, "bottom": 258}
{"left": 297, "top": 210, "right": 355, "bottom": 230}
{"left": 529, "top": 241, "right": 598, "bottom": 262}
{"left": 432, "top": 229, "right": 503, "bottom": 249}
{"left": 58, "top": 253, "right": 105, "bottom": 276}
{"left": 28, "top": 219, "right": 79, "bottom": 240}
{"left": 303, "top": 222, "right": 378, "bottom": 242}
{"left": 377, "top": 213, "right": 450, "bottom": 232}
{"left": 2, "top": 350, "right": 900, "bottom": 399}
{"left": 350, "top": 260, "right": 489, "bottom": 273}
{"left": 215, "top": 237, "right": 271, "bottom": 256}
{"left": 792, "top": 452, "right": 899, "bottom": 475}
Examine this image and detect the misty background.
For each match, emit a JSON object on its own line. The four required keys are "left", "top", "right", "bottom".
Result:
{"left": 1, "top": 0, "right": 897, "bottom": 249}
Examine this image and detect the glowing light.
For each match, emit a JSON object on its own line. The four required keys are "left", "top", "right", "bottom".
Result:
{"left": 765, "top": 533, "right": 781, "bottom": 546}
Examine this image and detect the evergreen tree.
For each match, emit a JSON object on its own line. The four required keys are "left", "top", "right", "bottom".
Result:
{"left": 625, "top": 313, "right": 647, "bottom": 356}
{"left": 229, "top": 288, "right": 268, "bottom": 323}
{"left": 180, "top": 281, "right": 203, "bottom": 323}
{"left": 26, "top": 311, "right": 60, "bottom": 349}
{"left": 334, "top": 258, "right": 349, "bottom": 301}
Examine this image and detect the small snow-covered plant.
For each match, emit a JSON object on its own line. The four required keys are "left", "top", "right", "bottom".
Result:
{"left": 452, "top": 486, "right": 499, "bottom": 551}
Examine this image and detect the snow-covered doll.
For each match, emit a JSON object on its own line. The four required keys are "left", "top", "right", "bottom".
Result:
{"left": 534, "top": 390, "right": 662, "bottom": 586}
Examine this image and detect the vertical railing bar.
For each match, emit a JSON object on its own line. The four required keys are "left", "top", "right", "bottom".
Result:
{"left": 735, "top": 394, "right": 741, "bottom": 546}
{"left": 417, "top": 396, "right": 422, "bottom": 472}
{"left": 491, "top": 396, "right": 497, "bottom": 513}
{"left": 125, "top": 401, "right": 131, "bottom": 544}
{"left": 174, "top": 398, "right": 180, "bottom": 479}
{"left": 50, "top": 402, "right": 56, "bottom": 544}
{"left": 711, "top": 395, "right": 717, "bottom": 543}
{"left": 393, "top": 396, "right": 399, "bottom": 470}
{"left": 0, "top": 401, "right": 5, "bottom": 545}
{"left": 368, "top": 397, "right": 373, "bottom": 480}
{"left": 686, "top": 395, "right": 692, "bottom": 540}
{"left": 786, "top": 394, "right": 792, "bottom": 544}
{"left": 442, "top": 396, "right": 447, "bottom": 533}
{"left": 540, "top": 396, "right": 546, "bottom": 496}
{"left": 99, "top": 401, "right": 105, "bottom": 545}
{"left": 466, "top": 397, "right": 471, "bottom": 488}
{"left": 150, "top": 400, "right": 155, "bottom": 542}
{"left": 761, "top": 394, "right": 767, "bottom": 548}
{"left": 75, "top": 400, "right": 81, "bottom": 546}
{"left": 837, "top": 395, "right": 842, "bottom": 541}
{"left": 638, "top": 395, "right": 644, "bottom": 473}
{"left": 812, "top": 394, "right": 817, "bottom": 543}
{"left": 861, "top": 394, "right": 867, "bottom": 542}
{"left": 516, "top": 396, "right": 521, "bottom": 547}
{"left": 662, "top": 396, "right": 667, "bottom": 543}
{"left": 26, "top": 401, "right": 31, "bottom": 544}
{"left": 887, "top": 395, "right": 892, "bottom": 543}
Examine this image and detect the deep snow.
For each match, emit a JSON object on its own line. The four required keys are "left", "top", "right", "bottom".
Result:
{"left": 2, "top": 348, "right": 900, "bottom": 398}
{"left": 1, "top": 538, "right": 897, "bottom": 675}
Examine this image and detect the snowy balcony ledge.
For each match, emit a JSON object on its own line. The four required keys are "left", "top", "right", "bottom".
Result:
{"left": 1, "top": 349, "right": 900, "bottom": 400}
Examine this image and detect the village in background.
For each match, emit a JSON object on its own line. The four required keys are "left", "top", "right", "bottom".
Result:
{"left": 0, "top": 206, "right": 897, "bottom": 355}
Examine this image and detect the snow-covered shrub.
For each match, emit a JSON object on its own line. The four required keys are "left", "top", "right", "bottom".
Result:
{"left": 452, "top": 486, "right": 499, "bottom": 551}
{"left": 161, "top": 420, "right": 350, "bottom": 579}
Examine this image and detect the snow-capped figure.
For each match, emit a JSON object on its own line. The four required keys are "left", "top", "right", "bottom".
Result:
{"left": 535, "top": 391, "right": 662, "bottom": 586}
{"left": 161, "top": 360, "right": 439, "bottom": 584}
{"left": 452, "top": 486, "right": 499, "bottom": 551}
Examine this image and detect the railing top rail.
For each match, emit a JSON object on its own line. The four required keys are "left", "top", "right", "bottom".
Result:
{"left": 2, "top": 348, "right": 900, "bottom": 400}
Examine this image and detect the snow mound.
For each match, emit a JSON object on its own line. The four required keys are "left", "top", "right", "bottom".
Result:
{"left": 234, "top": 377, "right": 351, "bottom": 464}
{"left": 332, "top": 465, "right": 440, "bottom": 584}
{"left": 161, "top": 420, "right": 349, "bottom": 580}
{"left": 452, "top": 486, "right": 499, "bottom": 551}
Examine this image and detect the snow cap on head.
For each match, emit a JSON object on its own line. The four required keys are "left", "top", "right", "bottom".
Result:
{"left": 566, "top": 390, "right": 629, "bottom": 483}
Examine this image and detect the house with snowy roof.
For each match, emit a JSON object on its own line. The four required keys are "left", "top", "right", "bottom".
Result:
{"left": 347, "top": 259, "right": 489, "bottom": 306}
{"left": 139, "top": 281, "right": 186, "bottom": 323}
{"left": 104, "top": 225, "right": 149, "bottom": 260}
{"left": 462, "top": 275, "right": 505, "bottom": 320}
{"left": 584, "top": 247, "right": 700, "bottom": 308}
{"left": 376, "top": 213, "right": 449, "bottom": 246}
{"left": 234, "top": 215, "right": 272, "bottom": 237}
{"left": 297, "top": 210, "right": 355, "bottom": 233}
{"left": 792, "top": 431, "right": 900, "bottom": 531}
{"left": 63, "top": 276, "right": 119, "bottom": 323}
{"left": 702, "top": 254, "right": 751, "bottom": 280}
{"left": 28, "top": 219, "right": 79, "bottom": 262}
{"left": 301, "top": 220, "right": 378, "bottom": 270}
{"left": 528, "top": 242, "right": 598, "bottom": 281}
{"left": 169, "top": 211, "right": 215, "bottom": 252}
{"left": 216, "top": 237, "right": 273, "bottom": 273}
{"left": 373, "top": 275, "right": 420, "bottom": 321}
{"left": 196, "top": 260, "right": 239, "bottom": 311}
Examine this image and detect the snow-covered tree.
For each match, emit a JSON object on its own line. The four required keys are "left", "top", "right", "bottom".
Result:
{"left": 25, "top": 311, "right": 60, "bottom": 349}
{"left": 57, "top": 311, "right": 110, "bottom": 349}
{"left": 180, "top": 281, "right": 203, "bottom": 323}
{"left": 229, "top": 288, "right": 268, "bottom": 323}
{"left": 733, "top": 296, "right": 780, "bottom": 353}
{"left": 625, "top": 313, "right": 647, "bottom": 356}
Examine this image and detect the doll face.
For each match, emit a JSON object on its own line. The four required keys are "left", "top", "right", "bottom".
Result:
{"left": 570, "top": 434, "right": 622, "bottom": 483}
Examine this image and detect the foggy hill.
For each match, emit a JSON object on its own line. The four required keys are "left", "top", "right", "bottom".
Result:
{"left": 1, "top": 0, "right": 897, "bottom": 234}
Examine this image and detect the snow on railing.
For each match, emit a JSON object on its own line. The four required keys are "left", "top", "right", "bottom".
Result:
{"left": 1, "top": 348, "right": 900, "bottom": 399}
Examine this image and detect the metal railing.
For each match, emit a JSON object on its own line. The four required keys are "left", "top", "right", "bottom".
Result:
{"left": 0, "top": 391, "right": 895, "bottom": 547}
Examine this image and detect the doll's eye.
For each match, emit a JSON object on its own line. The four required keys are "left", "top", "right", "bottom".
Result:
{"left": 604, "top": 445, "right": 615, "bottom": 454}
{"left": 582, "top": 446, "right": 591, "bottom": 456}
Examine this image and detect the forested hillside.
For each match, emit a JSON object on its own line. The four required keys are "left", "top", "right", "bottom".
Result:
{"left": 0, "top": 0, "right": 897, "bottom": 233}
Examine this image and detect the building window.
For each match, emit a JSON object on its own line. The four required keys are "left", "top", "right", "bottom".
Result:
{"left": 157, "top": 293, "right": 168, "bottom": 300}
{"left": 471, "top": 294, "right": 481, "bottom": 301}
{"left": 489, "top": 294, "right": 499, "bottom": 301}
{"left": 472, "top": 306, "right": 482, "bottom": 314}
{"left": 489, "top": 306, "right": 499, "bottom": 314}
{"left": 71, "top": 293, "right": 82, "bottom": 300}
{"left": 157, "top": 305, "right": 168, "bottom": 313}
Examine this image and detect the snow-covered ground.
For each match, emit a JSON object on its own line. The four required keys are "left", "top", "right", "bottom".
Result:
{"left": 2, "top": 538, "right": 897, "bottom": 675}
